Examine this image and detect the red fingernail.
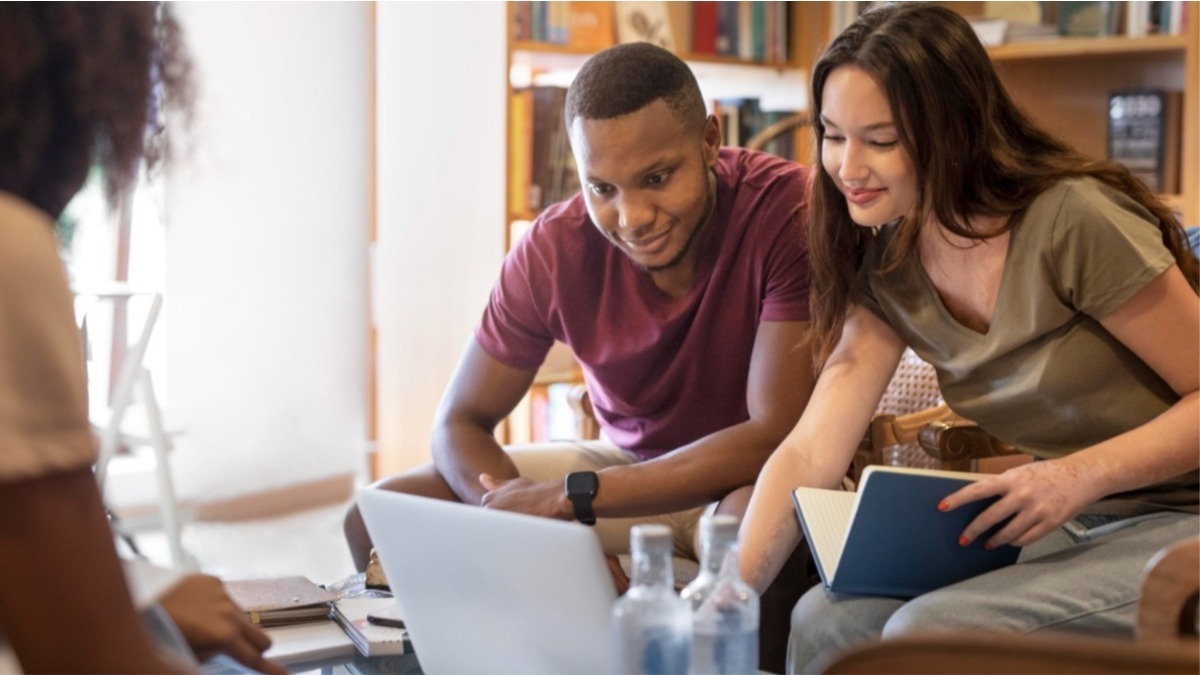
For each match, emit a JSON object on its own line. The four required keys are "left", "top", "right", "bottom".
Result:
{"left": 938, "top": 500, "right": 949, "bottom": 512}
{"left": 958, "top": 536, "right": 969, "bottom": 547}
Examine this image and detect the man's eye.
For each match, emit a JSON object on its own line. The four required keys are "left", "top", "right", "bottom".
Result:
{"left": 646, "top": 172, "right": 669, "bottom": 186}
{"left": 588, "top": 184, "right": 612, "bottom": 196}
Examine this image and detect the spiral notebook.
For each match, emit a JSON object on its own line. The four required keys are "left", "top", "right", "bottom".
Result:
{"left": 223, "top": 575, "right": 339, "bottom": 627}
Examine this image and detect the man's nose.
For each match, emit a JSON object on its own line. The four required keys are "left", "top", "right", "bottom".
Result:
{"left": 616, "top": 192, "right": 655, "bottom": 234}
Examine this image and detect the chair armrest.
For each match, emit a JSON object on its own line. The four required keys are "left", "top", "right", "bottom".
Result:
{"left": 1138, "top": 535, "right": 1200, "bottom": 642}
{"left": 567, "top": 385, "right": 600, "bottom": 441}
{"left": 917, "top": 420, "right": 1018, "bottom": 463}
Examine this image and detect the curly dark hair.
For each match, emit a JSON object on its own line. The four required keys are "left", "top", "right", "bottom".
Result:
{"left": 0, "top": 2, "right": 191, "bottom": 219}
{"left": 565, "top": 42, "right": 707, "bottom": 135}
{"left": 807, "top": 2, "right": 1199, "bottom": 365}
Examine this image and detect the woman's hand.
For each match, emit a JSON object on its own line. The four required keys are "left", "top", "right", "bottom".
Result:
{"left": 940, "top": 458, "right": 1104, "bottom": 549}
{"left": 159, "top": 574, "right": 287, "bottom": 674}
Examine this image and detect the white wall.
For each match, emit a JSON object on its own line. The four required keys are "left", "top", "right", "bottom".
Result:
{"left": 165, "top": 2, "right": 371, "bottom": 500}
{"left": 374, "top": 3, "right": 508, "bottom": 476}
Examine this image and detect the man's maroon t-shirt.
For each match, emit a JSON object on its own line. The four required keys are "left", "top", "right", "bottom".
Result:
{"left": 477, "top": 148, "right": 812, "bottom": 459}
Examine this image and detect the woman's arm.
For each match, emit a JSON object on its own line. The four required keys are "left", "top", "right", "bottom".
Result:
{"left": 947, "top": 265, "right": 1200, "bottom": 548}
{"left": 739, "top": 306, "right": 907, "bottom": 592}
{"left": 0, "top": 467, "right": 188, "bottom": 673}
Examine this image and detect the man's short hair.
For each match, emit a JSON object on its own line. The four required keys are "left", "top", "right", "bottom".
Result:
{"left": 565, "top": 42, "right": 707, "bottom": 135}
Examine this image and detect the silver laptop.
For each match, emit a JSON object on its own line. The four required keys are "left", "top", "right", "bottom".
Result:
{"left": 356, "top": 489, "right": 617, "bottom": 674}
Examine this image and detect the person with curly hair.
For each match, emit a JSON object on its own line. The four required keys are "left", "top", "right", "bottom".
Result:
{"left": 0, "top": 4, "right": 279, "bottom": 673}
{"left": 735, "top": 3, "right": 1198, "bottom": 672}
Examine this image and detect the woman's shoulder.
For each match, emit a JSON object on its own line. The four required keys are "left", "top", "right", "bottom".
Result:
{"left": 1031, "top": 176, "right": 1144, "bottom": 217}
{"left": 0, "top": 192, "right": 62, "bottom": 282}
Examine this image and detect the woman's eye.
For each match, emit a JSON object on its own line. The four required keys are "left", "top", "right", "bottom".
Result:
{"left": 824, "top": 134, "right": 845, "bottom": 143}
{"left": 588, "top": 183, "right": 612, "bottom": 196}
{"left": 647, "top": 172, "right": 669, "bottom": 186}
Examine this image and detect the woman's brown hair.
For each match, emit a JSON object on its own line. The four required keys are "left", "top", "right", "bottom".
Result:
{"left": 807, "top": 2, "right": 1198, "bottom": 367}
{"left": 0, "top": 2, "right": 191, "bottom": 219}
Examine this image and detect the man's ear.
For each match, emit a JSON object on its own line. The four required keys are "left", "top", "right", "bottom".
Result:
{"left": 702, "top": 114, "right": 721, "bottom": 166}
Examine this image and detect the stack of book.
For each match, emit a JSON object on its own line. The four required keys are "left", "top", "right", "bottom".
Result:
{"left": 331, "top": 598, "right": 412, "bottom": 657}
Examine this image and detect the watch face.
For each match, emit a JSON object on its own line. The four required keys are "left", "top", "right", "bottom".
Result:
{"left": 567, "top": 471, "right": 598, "bottom": 496}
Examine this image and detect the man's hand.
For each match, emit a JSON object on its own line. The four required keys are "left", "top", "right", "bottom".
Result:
{"left": 605, "top": 554, "right": 630, "bottom": 596}
{"left": 479, "top": 473, "right": 573, "bottom": 520}
{"left": 158, "top": 574, "right": 287, "bottom": 674}
{"left": 941, "top": 458, "right": 1102, "bottom": 550}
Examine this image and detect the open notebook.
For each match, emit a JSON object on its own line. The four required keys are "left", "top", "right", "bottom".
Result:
{"left": 792, "top": 465, "right": 1020, "bottom": 598}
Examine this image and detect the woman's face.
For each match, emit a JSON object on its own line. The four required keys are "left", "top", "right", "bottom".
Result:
{"left": 819, "top": 65, "right": 918, "bottom": 229}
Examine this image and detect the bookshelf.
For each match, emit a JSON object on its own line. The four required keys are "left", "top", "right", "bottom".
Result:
{"left": 946, "top": 2, "right": 1198, "bottom": 224}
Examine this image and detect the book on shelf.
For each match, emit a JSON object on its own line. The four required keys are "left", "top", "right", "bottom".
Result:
{"left": 331, "top": 597, "right": 412, "bottom": 657}
{"left": 969, "top": 18, "right": 1059, "bottom": 46}
{"left": 567, "top": 1, "right": 616, "bottom": 52}
{"left": 1108, "top": 89, "right": 1182, "bottom": 194}
{"left": 509, "top": 88, "right": 533, "bottom": 216}
{"left": 1128, "top": 1, "right": 1188, "bottom": 36}
{"left": 692, "top": 1, "right": 719, "bottom": 54}
{"left": 1057, "top": 1, "right": 1119, "bottom": 37}
{"left": 223, "top": 575, "right": 339, "bottom": 627}
{"left": 716, "top": 1, "right": 739, "bottom": 56}
{"left": 615, "top": 2, "right": 678, "bottom": 50}
{"left": 713, "top": 98, "right": 799, "bottom": 161}
{"left": 792, "top": 465, "right": 1021, "bottom": 599}
{"left": 521, "top": 85, "right": 580, "bottom": 214}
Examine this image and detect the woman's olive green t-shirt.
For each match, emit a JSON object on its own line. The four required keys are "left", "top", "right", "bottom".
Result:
{"left": 860, "top": 177, "right": 1197, "bottom": 515}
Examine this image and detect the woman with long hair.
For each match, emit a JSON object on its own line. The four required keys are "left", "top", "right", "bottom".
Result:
{"left": 736, "top": 4, "right": 1198, "bottom": 672}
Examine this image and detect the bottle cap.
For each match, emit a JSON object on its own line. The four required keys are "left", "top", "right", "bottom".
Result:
{"left": 701, "top": 514, "right": 739, "bottom": 545}
{"left": 631, "top": 524, "right": 673, "bottom": 555}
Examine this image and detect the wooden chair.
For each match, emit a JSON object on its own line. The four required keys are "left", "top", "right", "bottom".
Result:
{"left": 818, "top": 536, "right": 1200, "bottom": 674}
{"left": 851, "top": 348, "right": 1023, "bottom": 484}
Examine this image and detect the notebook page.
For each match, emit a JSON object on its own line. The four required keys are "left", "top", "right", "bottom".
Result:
{"left": 792, "top": 488, "right": 856, "bottom": 581}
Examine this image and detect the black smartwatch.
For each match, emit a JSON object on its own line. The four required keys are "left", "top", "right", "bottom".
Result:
{"left": 564, "top": 471, "right": 599, "bottom": 525}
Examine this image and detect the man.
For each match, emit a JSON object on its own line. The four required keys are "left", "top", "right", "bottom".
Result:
{"left": 345, "top": 42, "right": 815, "bottom": 671}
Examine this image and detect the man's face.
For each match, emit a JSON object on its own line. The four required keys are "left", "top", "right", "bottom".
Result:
{"left": 569, "top": 100, "right": 720, "bottom": 275}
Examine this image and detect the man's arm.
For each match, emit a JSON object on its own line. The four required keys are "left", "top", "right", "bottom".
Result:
{"left": 480, "top": 320, "right": 816, "bottom": 518}
{"left": 431, "top": 337, "right": 540, "bottom": 506}
{"left": 0, "top": 467, "right": 188, "bottom": 673}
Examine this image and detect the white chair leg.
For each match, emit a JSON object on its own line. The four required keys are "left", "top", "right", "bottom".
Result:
{"left": 139, "top": 368, "right": 189, "bottom": 570}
